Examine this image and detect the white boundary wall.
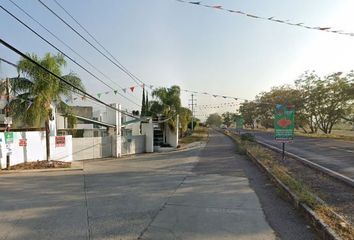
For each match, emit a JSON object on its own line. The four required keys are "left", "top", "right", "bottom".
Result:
{"left": 72, "top": 136, "right": 112, "bottom": 161}
{"left": 0, "top": 132, "right": 72, "bottom": 168}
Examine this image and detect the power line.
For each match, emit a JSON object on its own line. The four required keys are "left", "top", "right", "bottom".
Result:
{"left": 0, "top": 4, "right": 140, "bottom": 107}
{"left": 0, "top": 56, "right": 139, "bottom": 119}
{"left": 37, "top": 0, "right": 143, "bottom": 86}
{"left": 0, "top": 38, "right": 141, "bottom": 119}
{"left": 7, "top": 0, "right": 137, "bottom": 98}
{"left": 51, "top": 0, "right": 145, "bottom": 86}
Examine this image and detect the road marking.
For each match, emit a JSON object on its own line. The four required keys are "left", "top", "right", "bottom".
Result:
{"left": 346, "top": 150, "right": 354, "bottom": 153}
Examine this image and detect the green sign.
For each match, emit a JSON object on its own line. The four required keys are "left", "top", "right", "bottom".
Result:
{"left": 274, "top": 104, "right": 295, "bottom": 142}
{"left": 236, "top": 116, "right": 244, "bottom": 129}
{"left": 5, "top": 132, "right": 14, "bottom": 144}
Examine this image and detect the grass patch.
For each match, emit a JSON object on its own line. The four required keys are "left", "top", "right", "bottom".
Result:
{"left": 224, "top": 130, "right": 353, "bottom": 240}
{"left": 6, "top": 160, "right": 71, "bottom": 170}
{"left": 179, "top": 127, "right": 208, "bottom": 145}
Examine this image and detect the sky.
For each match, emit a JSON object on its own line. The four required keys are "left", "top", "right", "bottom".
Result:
{"left": 1, "top": 0, "right": 354, "bottom": 120}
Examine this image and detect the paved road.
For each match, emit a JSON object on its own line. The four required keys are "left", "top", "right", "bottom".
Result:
{"left": 0, "top": 130, "right": 315, "bottom": 239}
{"left": 238, "top": 129, "right": 354, "bottom": 180}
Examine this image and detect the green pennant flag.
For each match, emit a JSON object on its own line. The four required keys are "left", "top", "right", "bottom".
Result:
{"left": 97, "top": 93, "right": 101, "bottom": 98}
{"left": 114, "top": 90, "right": 118, "bottom": 95}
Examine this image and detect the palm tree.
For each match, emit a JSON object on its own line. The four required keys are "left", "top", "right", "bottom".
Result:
{"left": 5, "top": 53, "right": 84, "bottom": 160}
{"left": 150, "top": 85, "right": 181, "bottom": 132}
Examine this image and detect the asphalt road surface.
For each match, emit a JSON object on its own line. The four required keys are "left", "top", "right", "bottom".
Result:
{"left": 238, "top": 129, "right": 354, "bottom": 180}
{"left": 0, "top": 130, "right": 315, "bottom": 239}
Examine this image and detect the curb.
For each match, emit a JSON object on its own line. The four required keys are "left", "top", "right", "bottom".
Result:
{"left": 246, "top": 150, "right": 342, "bottom": 240}
{"left": 222, "top": 131, "right": 343, "bottom": 240}
{"left": 256, "top": 140, "right": 354, "bottom": 188}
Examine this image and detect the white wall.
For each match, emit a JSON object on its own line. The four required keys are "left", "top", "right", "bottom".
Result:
{"left": 121, "top": 135, "right": 145, "bottom": 155}
{"left": 142, "top": 120, "right": 154, "bottom": 153}
{"left": 0, "top": 132, "right": 72, "bottom": 168}
{"left": 72, "top": 136, "right": 112, "bottom": 161}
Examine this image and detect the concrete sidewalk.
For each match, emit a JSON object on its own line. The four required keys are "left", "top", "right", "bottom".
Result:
{"left": 0, "top": 130, "right": 313, "bottom": 239}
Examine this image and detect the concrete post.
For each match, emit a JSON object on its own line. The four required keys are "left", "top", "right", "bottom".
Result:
{"left": 112, "top": 103, "right": 122, "bottom": 158}
{"left": 142, "top": 119, "right": 154, "bottom": 153}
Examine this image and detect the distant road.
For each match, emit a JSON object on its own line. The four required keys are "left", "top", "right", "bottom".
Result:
{"left": 235, "top": 129, "right": 354, "bottom": 180}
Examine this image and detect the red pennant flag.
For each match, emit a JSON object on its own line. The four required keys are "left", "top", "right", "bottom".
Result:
{"left": 212, "top": 5, "right": 222, "bottom": 9}
{"left": 130, "top": 86, "right": 135, "bottom": 92}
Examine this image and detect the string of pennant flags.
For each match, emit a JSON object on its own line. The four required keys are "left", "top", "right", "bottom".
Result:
{"left": 91, "top": 84, "right": 243, "bottom": 102}
{"left": 197, "top": 102, "right": 240, "bottom": 109}
{"left": 176, "top": 0, "right": 354, "bottom": 37}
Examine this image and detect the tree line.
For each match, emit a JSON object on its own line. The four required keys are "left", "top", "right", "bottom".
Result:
{"left": 239, "top": 71, "right": 354, "bottom": 134}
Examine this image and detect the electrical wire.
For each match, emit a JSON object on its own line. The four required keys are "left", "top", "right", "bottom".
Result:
{"left": 0, "top": 57, "right": 138, "bottom": 119}
{"left": 51, "top": 0, "right": 145, "bottom": 86}
{"left": 0, "top": 4, "right": 141, "bottom": 107}
{"left": 37, "top": 0, "right": 143, "bottom": 86}
{"left": 0, "top": 38, "right": 141, "bottom": 119}
{"left": 7, "top": 0, "right": 140, "bottom": 102}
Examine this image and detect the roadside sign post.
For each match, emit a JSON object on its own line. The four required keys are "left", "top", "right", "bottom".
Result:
{"left": 4, "top": 130, "right": 13, "bottom": 169}
{"left": 274, "top": 104, "right": 295, "bottom": 160}
{"left": 235, "top": 116, "right": 244, "bottom": 134}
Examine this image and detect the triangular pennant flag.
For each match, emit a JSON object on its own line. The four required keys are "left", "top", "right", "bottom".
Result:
{"left": 105, "top": 91, "right": 110, "bottom": 95}
{"left": 203, "top": 92, "right": 208, "bottom": 95}
{"left": 114, "top": 90, "right": 118, "bottom": 95}
{"left": 123, "top": 88, "right": 127, "bottom": 93}
{"left": 150, "top": 85, "right": 154, "bottom": 89}
{"left": 212, "top": 5, "right": 222, "bottom": 9}
{"left": 81, "top": 95, "right": 86, "bottom": 100}
{"left": 213, "top": 95, "right": 217, "bottom": 98}
{"left": 234, "top": 98, "right": 238, "bottom": 101}
{"left": 189, "top": 1, "right": 201, "bottom": 5}
{"left": 223, "top": 96, "right": 227, "bottom": 99}
{"left": 97, "top": 93, "right": 101, "bottom": 98}
{"left": 130, "top": 86, "right": 135, "bottom": 92}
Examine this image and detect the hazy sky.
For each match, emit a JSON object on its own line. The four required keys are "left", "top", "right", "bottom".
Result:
{"left": 1, "top": 0, "right": 354, "bottom": 119}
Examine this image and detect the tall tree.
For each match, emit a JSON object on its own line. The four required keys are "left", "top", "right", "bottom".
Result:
{"left": 145, "top": 91, "right": 149, "bottom": 116}
{"left": 296, "top": 71, "right": 354, "bottom": 133}
{"left": 8, "top": 53, "right": 84, "bottom": 160}
{"left": 239, "top": 101, "right": 258, "bottom": 129}
{"left": 179, "top": 107, "right": 192, "bottom": 137}
{"left": 150, "top": 85, "right": 181, "bottom": 132}
{"left": 141, "top": 87, "right": 146, "bottom": 117}
{"left": 206, "top": 113, "right": 222, "bottom": 127}
{"left": 222, "top": 112, "right": 237, "bottom": 127}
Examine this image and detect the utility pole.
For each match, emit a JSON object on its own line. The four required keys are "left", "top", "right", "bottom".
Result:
{"left": 5, "top": 77, "right": 10, "bottom": 169}
{"left": 189, "top": 94, "right": 197, "bottom": 132}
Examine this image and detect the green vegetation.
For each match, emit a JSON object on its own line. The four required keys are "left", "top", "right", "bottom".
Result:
{"left": 3, "top": 53, "right": 85, "bottom": 160}
{"left": 225, "top": 131, "right": 353, "bottom": 240}
{"left": 239, "top": 71, "right": 354, "bottom": 134}
{"left": 206, "top": 113, "right": 222, "bottom": 127}
{"left": 149, "top": 85, "right": 195, "bottom": 136}
{"left": 179, "top": 127, "right": 208, "bottom": 145}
